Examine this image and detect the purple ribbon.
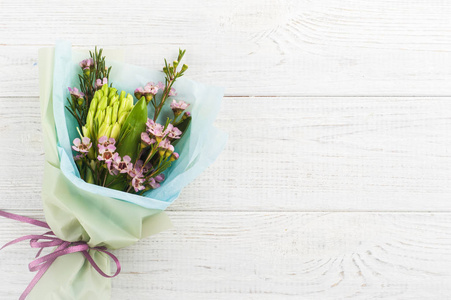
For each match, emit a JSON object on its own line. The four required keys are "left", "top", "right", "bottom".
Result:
{"left": 0, "top": 210, "right": 121, "bottom": 300}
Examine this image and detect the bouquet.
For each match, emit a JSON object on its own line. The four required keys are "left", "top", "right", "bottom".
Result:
{"left": 0, "top": 40, "right": 227, "bottom": 299}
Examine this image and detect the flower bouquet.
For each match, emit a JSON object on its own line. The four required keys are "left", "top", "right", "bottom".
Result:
{"left": 1, "top": 41, "right": 227, "bottom": 299}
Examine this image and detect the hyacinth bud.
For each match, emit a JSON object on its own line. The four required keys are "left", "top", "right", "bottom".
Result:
{"left": 126, "top": 95, "right": 134, "bottom": 111}
{"left": 119, "top": 90, "right": 126, "bottom": 102}
{"left": 89, "top": 97, "right": 98, "bottom": 114}
{"left": 104, "top": 106, "right": 112, "bottom": 125}
{"left": 106, "top": 125, "right": 113, "bottom": 138}
{"left": 111, "top": 102, "right": 119, "bottom": 123}
{"left": 109, "top": 88, "right": 117, "bottom": 98}
{"left": 98, "top": 96, "right": 108, "bottom": 111}
{"left": 110, "top": 122, "right": 120, "bottom": 140}
{"left": 181, "top": 64, "right": 188, "bottom": 73}
{"left": 110, "top": 94, "right": 119, "bottom": 107}
{"left": 118, "top": 111, "right": 128, "bottom": 125}
{"left": 98, "top": 123, "right": 109, "bottom": 138}
{"left": 82, "top": 126, "right": 90, "bottom": 139}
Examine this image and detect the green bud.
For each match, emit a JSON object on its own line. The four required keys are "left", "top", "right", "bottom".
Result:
{"left": 110, "top": 122, "right": 121, "bottom": 140}
{"left": 95, "top": 110, "right": 105, "bottom": 125}
{"left": 89, "top": 97, "right": 98, "bottom": 115}
{"left": 96, "top": 90, "right": 104, "bottom": 99}
{"left": 109, "top": 95, "right": 119, "bottom": 107}
{"left": 104, "top": 106, "right": 112, "bottom": 125}
{"left": 106, "top": 124, "right": 113, "bottom": 138}
{"left": 118, "top": 98, "right": 128, "bottom": 116}
{"left": 98, "top": 123, "right": 109, "bottom": 138}
{"left": 77, "top": 97, "right": 84, "bottom": 106}
{"left": 173, "top": 60, "right": 179, "bottom": 69}
{"left": 86, "top": 111, "right": 94, "bottom": 128}
{"left": 119, "top": 90, "right": 126, "bottom": 103}
{"left": 111, "top": 101, "right": 119, "bottom": 123}
{"left": 126, "top": 95, "right": 134, "bottom": 111}
{"left": 98, "top": 96, "right": 108, "bottom": 111}
{"left": 101, "top": 83, "right": 109, "bottom": 94}
{"left": 118, "top": 111, "right": 128, "bottom": 125}
{"left": 82, "top": 126, "right": 90, "bottom": 139}
{"left": 181, "top": 64, "right": 188, "bottom": 72}
{"left": 109, "top": 88, "right": 117, "bottom": 98}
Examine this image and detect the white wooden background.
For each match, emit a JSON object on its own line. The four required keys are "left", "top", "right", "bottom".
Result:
{"left": 1, "top": 0, "right": 451, "bottom": 299}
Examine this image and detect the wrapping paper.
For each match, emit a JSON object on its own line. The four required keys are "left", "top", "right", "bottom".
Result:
{"left": 33, "top": 41, "right": 227, "bottom": 299}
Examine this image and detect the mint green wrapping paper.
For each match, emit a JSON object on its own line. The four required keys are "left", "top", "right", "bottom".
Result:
{"left": 33, "top": 42, "right": 227, "bottom": 299}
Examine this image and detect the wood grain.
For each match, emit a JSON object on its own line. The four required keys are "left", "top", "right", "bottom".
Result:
{"left": 1, "top": 96, "right": 450, "bottom": 212}
{"left": 0, "top": 210, "right": 450, "bottom": 299}
{"left": 3, "top": 0, "right": 451, "bottom": 96}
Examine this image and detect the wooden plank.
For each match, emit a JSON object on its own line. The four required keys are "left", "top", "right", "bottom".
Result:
{"left": 3, "top": 0, "right": 451, "bottom": 96}
{"left": 1, "top": 96, "right": 450, "bottom": 212}
{"left": 0, "top": 210, "right": 450, "bottom": 299}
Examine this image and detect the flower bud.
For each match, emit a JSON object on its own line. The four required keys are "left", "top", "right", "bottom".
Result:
{"left": 108, "top": 88, "right": 117, "bottom": 98}
{"left": 82, "top": 126, "right": 91, "bottom": 139}
{"left": 170, "top": 152, "right": 179, "bottom": 162}
{"left": 104, "top": 106, "right": 112, "bottom": 125}
{"left": 111, "top": 102, "right": 119, "bottom": 123}
{"left": 119, "top": 90, "right": 126, "bottom": 102}
{"left": 89, "top": 97, "right": 98, "bottom": 115}
{"left": 173, "top": 60, "right": 179, "bottom": 69}
{"left": 106, "top": 124, "right": 113, "bottom": 138}
{"left": 77, "top": 97, "right": 84, "bottom": 106}
{"left": 98, "top": 96, "right": 108, "bottom": 111}
{"left": 109, "top": 94, "right": 119, "bottom": 107}
{"left": 118, "top": 111, "right": 128, "bottom": 125}
{"left": 182, "top": 111, "right": 191, "bottom": 120}
{"left": 110, "top": 122, "right": 120, "bottom": 140}
{"left": 98, "top": 123, "right": 109, "bottom": 138}
{"left": 181, "top": 64, "right": 188, "bottom": 73}
{"left": 83, "top": 68, "right": 90, "bottom": 77}
{"left": 145, "top": 93, "right": 153, "bottom": 103}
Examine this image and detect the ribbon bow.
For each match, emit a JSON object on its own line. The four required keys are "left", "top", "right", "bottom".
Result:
{"left": 0, "top": 210, "right": 121, "bottom": 300}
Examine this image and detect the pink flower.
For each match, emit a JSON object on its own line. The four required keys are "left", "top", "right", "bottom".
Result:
{"left": 98, "top": 136, "right": 115, "bottom": 147}
{"left": 147, "top": 177, "right": 160, "bottom": 189}
{"left": 97, "top": 144, "right": 116, "bottom": 162}
{"left": 155, "top": 173, "right": 165, "bottom": 182}
{"left": 157, "top": 82, "right": 165, "bottom": 90}
{"left": 68, "top": 87, "right": 84, "bottom": 99}
{"left": 96, "top": 77, "right": 108, "bottom": 89}
{"left": 167, "top": 126, "right": 182, "bottom": 139}
{"left": 144, "top": 82, "right": 159, "bottom": 95}
{"left": 106, "top": 153, "right": 121, "bottom": 175}
{"left": 158, "top": 138, "right": 174, "bottom": 152}
{"left": 168, "top": 88, "right": 177, "bottom": 96}
{"left": 132, "top": 176, "right": 146, "bottom": 192}
{"left": 72, "top": 137, "right": 92, "bottom": 153}
{"left": 170, "top": 99, "right": 189, "bottom": 111}
{"left": 146, "top": 119, "right": 165, "bottom": 138}
{"left": 128, "top": 160, "right": 144, "bottom": 178}
{"left": 116, "top": 155, "right": 133, "bottom": 174}
{"left": 141, "top": 132, "right": 156, "bottom": 146}
{"left": 79, "top": 58, "right": 94, "bottom": 70}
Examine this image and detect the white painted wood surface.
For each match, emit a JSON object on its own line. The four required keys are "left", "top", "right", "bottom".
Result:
{"left": 1, "top": 0, "right": 451, "bottom": 299}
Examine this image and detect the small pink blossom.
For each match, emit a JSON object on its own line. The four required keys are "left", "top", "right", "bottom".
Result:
{"left": 97, "top": 144, "right": 116, "bottom": 162}
{"left": 158, "top": 138, "right": 174, "bottom": 152}
{"left": 168, "top": 87, "right": 177, "bottom": 96}
{"left": 141, "top": 132, "right": 156, "bottom": 146}
{"left": 72, "top": 137, "right": 92, "bottom": 153}
{"left": 95, "top": 77, "right": 108, "bottom": 88}
{"left": 157, "top": 82, "right": 165, "bottom": 90}
{"left": 167, "top": 126, "right": 182, "bottom": 139}
{"left": 68, "top": 87, "right": 84, "bottom": 99}
{"left": 155, "top": 173, "right": 165, "bottom": 183}
{"left": 106, "top": 153, "right": 121, "bottom": 175}
{"left": 132, "top": 176, "right": 146, "bottom": 192}
{"left": 144, "top": 82, "right": 159, "bottom": 95}
{"left": 171, "top": 152, "right": 179, "bottom": 161}
{"left": 98, "top": 136, "right": 115, "bottom": 147}
{"left": 128, "top": 160, "right": 144, "bottom": 178}
{"left": 170, "top": 99, "right": 189, "bottom": 111}
{"left": 146, "top": 119, "right": 165, "bottom": 138}
{"left": 116, "top": 155, "right": 133, "bottom": 174}
{"left": 79, "top": 58, "right": 94, "bottom": 70}
{"left": 147, "top": 177, "right": 160, "bottom": 189}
